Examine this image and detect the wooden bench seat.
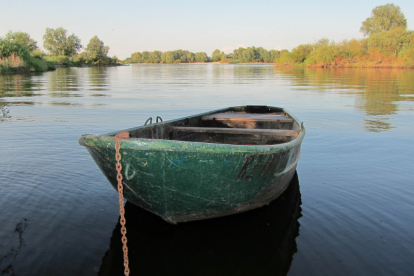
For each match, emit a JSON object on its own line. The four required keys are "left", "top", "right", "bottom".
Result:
{"left": 170, "top": 127, "right": 298, "bottom": 137}
{"left": 202, "top": 112, "right": 294, "bottom": 123}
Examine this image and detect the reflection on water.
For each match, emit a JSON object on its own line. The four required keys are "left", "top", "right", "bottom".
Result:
{"left": 0, "top": 102, "right": 11, "bottom": 122}
{"left": 1, "top": 65, "right": 413, "bottom": 276}
{"left": 1, "top": 66, "right": 413, "bottom": 132}
{"left": 87, "top": 67, "right": 109, "bottom": 91}
{"left": 0, "top": 73, "right": 43, "bottom": 98}
{"left": 99, "top": 173, "right": 302, "bottom": 276}
{"left": 47, "top": 68, "right": 81, "bottom": 93}
{"left": 275, "top": 67, "right": 414, "bottom": 132}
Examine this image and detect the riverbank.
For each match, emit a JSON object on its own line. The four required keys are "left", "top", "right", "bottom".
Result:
{"left": 128, "top": 62, "right": 275, "bottom": 65}
{"left": 276, "top": 62, "right": 414, "bottom": 69}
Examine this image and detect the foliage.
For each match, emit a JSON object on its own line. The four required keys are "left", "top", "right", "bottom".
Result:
{"left": 4, "top": 31, "right": 37, "bottom": 52}
{"left": 291, "top": 44, "right": 314, "bottom": 63}
{"left": 195, "top": 52, "right": 208, "bottom": 62}
{"left": 186, "top": 52, "right": 195, "bottom": 63}
{"left": 131, "top": 52, "right": 142, "bottom": 63}
{"left": 43, "top": 27, "right": 82, "bottom": 56}
{"left": 0, "top": 39, "right": 54, "bottom": 73}
{"left": 212, "top": 49, "right": 221, "bottom": 62}
{"left": 367, "top": 27, "right": 414, "bottom": 57}
{"left": 360, "top": 3, "right": 407, "bottom": 37}
{"left": 85, "top": 36, "right": 110, "bottom": 64}
{"left": 44, "top": 55, "right": 70, "bottom": 65}
{"left": 274, "top": 51, "right": 294, "bottom": 65}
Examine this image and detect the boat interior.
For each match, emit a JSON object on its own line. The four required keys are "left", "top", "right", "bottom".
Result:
{"left": 127, "top": 106, "right": 301, "bottom": 145}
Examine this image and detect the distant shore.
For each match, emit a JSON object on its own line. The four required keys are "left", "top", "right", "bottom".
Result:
{"left": 126, "top": 62, "right": 414, "bottom": 68}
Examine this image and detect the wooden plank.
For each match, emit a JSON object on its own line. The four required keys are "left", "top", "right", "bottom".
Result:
{"left": 202, "top": 112, "right": 294, "bottom": 122}
{"left": 170, "top": 127, "right": 298, "bottom": 137}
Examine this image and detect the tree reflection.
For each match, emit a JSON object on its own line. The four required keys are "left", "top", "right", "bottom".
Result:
{"left": 47, "top": 68, "right": 81, "bottom": 94}
{"left": 275, "top": 67, "right": 414, "bottom": 132}
{"left": 0, "top": 73, "right": 42, "bottom": 98}
{"left": 87, "top": 67, "right": 109, "bottom": 91}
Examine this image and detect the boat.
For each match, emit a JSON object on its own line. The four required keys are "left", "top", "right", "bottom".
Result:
{"left": 78, "top": 105, "right": 306, "bottom": 223}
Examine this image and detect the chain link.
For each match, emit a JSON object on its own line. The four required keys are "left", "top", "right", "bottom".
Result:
{"left": 115, "top": 130, "right": 130, "bottom": 276}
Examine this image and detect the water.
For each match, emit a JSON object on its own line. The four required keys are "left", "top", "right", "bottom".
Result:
{"left": 1, "top": 65, "right": 413, "bottom": 275}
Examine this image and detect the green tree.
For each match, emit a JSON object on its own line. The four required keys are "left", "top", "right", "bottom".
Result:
{"left": 360, "top": 3, "right": 407, "bottom": 37}
{"left": 305, "top": 43, "right": 337, "bottom": 67}
{"left": 212, "top": 49, "right": 221, "bottom": 62}
{"left": 243, "top": 47, "right": 256, "bottom": 62}
{"left": 291, "top": 44, "right": 314, "bottom": 63}
{"left": 186, "top": 52, "right": 195, "bottom": 63}
{"left": 149, "top": 51, "right": 162, "bottom": 63}
{"left": 141, "top": 51, "right": 150, "bottom": 62}
{"left": 368, "top": 27, "right": 414, "bottom": 57}
{"left": 232, "top": 47, "right": 245, "bottom": 60}
{"left": 43, "top": 27, "right": 82, "bottom": 56}
{"left": 85, "top": 36, "right": 109, "bottom": 63}
{"left": 269, "top": 50, "right": 280, "bottom": 62}
{"left": 161, "top": 51, "right": 177, "bottom": 63}
{"left": 131, "top": 52, "right": 142, "bottom": 63}
{"left": 4, "top": 31, "right": 37, "bottom": 52}
{"left": 195, "top": 52, "right": 208, "bottom": 62}
{"left": 274, "top": 50, "right": 294, "bottom": 65}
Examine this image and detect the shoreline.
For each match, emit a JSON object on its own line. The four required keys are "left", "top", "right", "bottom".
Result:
{"left": 126, "top": 62, "right": 414, "bottom": 68}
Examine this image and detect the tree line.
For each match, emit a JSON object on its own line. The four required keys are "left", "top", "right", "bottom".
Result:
{"left": 1, "top": 3, "right": 413, "bottom": 73}
{"left": 275, "top": 3, "right": 414, "bottom": 67}
{"left": 0, "top": 27, "right": 118, "bottom": 73}
{"left": 128, "top": 47, "right": 281, "bottom": 64}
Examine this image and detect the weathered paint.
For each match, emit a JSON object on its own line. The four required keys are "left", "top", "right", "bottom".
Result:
{"left": 79, "top": 106, "right": 306, "bottom": 223}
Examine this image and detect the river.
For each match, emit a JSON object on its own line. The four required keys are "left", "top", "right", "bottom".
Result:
{"left": 1, "top": 65, "right": 413, "bottom": 276}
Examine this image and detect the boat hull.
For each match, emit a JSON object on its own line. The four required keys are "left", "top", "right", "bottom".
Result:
{"left": 79, "top": 106, "right": 305, "bottom": 223}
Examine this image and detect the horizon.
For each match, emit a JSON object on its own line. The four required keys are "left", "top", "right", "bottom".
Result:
{"left": 1, "top": 0, "right": 414, "bottom": 59}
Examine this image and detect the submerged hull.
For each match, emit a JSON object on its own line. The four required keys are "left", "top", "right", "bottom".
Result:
{"left": 79, "top": 106, "right": 305, "bottom": 223}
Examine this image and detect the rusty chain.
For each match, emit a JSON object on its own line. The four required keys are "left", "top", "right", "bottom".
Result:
{"left": 115, "top": 130, "right": 130, "bottom": 276}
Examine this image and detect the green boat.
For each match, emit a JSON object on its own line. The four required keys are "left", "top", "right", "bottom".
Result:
{"left": 79, "top": 105, "right": 305, "bottom": 223}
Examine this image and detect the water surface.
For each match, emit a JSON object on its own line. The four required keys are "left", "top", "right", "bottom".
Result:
{"left": 1, "top": 65, "right": 413, "bottom": 275}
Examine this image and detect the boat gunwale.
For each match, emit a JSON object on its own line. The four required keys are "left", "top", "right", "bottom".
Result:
{"left": 78, "top": 106, "right": 306, "bottom": 155}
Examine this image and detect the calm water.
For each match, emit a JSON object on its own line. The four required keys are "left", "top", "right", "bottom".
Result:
{"left": 1, "top": 65, "right": 414, "bottom": 276}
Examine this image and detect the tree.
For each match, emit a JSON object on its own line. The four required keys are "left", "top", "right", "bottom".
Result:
{"left": 186, "top": 52, "right": 195, "bottom": 63}
{"left": 212, "top": 49, "right": 221, "bottom": 62}
{"left": 195, "top": 52, "right": 208, "bottom": 62}
{"left": 161, "top": 51, "right": 177, "bottom": 63}
{"left": 243, "top": 47, "right": 256, "bottom": 62}
{"left": 269, "top": 50, "right": 280, "bottom": 61}
{"left": 4, "top": 31, "right": 37, "bottom": 52}
{"left": 141, "top": 51, "right": 150, "bottom": 62}
{"left": 360, "top": 4, "right": 407, "bottom": 37}
{"left": 368, "top": 27, "right": 414, "bottom": 57}
{"left": 149, "top": 51, "right": 162, "bottom": 63}
{"left": 85, "top": 36, "right": 109, "bottom": 62}
{"left": 43, "top": 27, "right": 82, "bottom": 56}
{"left": 291, "top": 44, "right": 314, "bottom": 63}
{"left": 131, "top": 52, "right": 142, "bottom": 63}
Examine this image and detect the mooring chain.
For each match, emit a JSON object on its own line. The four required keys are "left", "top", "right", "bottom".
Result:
{"left": 115, "top": 130, "right": 130, "bottom": 276}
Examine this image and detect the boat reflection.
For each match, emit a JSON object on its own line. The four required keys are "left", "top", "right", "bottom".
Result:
{"left": 98, "top": 172, "right": 302, "bottom": 276}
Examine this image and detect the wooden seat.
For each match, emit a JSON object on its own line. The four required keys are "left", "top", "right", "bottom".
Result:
{"left": 202, "top": 112, "right": 294, "bottom": 123}
{"left": 170, "top": 127, "right": 298, "bottom": 137}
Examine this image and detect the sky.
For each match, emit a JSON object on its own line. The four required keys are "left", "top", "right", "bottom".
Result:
{"left": 1, "top": 0, "right": 414, "bottom": 59}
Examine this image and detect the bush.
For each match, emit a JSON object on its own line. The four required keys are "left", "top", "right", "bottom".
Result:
{"left": 45, "top": 55, "right": 69, "bottom": 65}
{"left": 0, "top": 39, "right": 54, "bottom": 72}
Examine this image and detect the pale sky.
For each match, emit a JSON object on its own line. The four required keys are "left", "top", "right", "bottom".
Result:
{"left": 1, "top": 0, "right": 414, "bottom": 59}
